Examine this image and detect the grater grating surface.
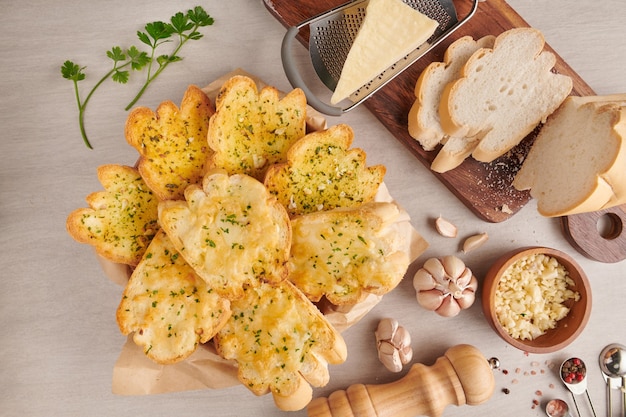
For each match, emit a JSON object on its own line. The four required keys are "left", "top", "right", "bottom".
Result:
{"left": 281, "top": 0, "right": 478, "bottom": 116}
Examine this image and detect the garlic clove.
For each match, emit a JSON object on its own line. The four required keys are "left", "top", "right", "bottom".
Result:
{"left": 379, "top": 347, "right": 403, "bottom": 372}
{"left": 422, "top": 257, "right": 446, "bottom": 281}
{"left": 416, "top": 288, "right": 446, "bottom": 311}
{"left": 435, "top": 295, "right": 462, "bottom": 317}
{"left": 455, "top": 266, "right": 474, "bottom": 288}
{"left": 398, "top": 344, "right": 413, "bottom": 365}
{"left": 392, "top": 325, "right": 411, "bottom": 348}
{"left": 442, "top": 255, "right": 466, "bottom": 279}
{"left": 435, "top": 216, "right": 458, "bottom": 238}
{"left": 462, "top": 232, "right": 489, "bottom": 254}
{"left": 375, "top": 318, "right": 398, "bottom": 342}
{"left": 456, "top": 289, "right": 476, "bottom": 309}
{"left": 413, "top": 268, "right": 436, "bottom": 291}
{"left": 377, "top": 339, "right": 397, "bottom": 356}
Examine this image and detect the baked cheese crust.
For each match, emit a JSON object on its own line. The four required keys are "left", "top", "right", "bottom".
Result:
{"left": 117, "top": 230, "right": 231, "bottom": 364}
{"left": 158, "top": 170, "right": 291, "bottom": 299}
{"left": 289, "top": 202, "right": 410, "bottom": 304}
{"left": 214, "top": 280, "right": 346, "bottom": 404}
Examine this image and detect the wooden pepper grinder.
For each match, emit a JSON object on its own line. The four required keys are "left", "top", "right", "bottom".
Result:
{"left": 307, "top": 344, "right": 496, "bottom": 417}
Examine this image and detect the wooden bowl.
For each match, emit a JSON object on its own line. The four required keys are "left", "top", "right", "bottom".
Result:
{"left": 481, "top": 247, "right": 592, "bottom": 354}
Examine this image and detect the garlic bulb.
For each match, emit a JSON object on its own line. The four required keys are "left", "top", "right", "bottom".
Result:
{"left": 375, "top": 318, "right": 413, "bottom": 372}
{"left": 413, "top": 256, "right": 478, "bottom": 317}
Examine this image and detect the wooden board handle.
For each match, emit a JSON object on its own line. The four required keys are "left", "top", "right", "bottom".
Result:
{"left": 307, "top": 344, "right": 494, "bottom": 417}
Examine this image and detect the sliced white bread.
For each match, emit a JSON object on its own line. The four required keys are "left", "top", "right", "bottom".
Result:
{"left": 408, "top": 35, "right": 495, "bottom": 152}
{"left": 513, "top": 94, "right": 626, "bottom": 217}
{"left": 438, "top": 28, "right": 573, "bottom": 163}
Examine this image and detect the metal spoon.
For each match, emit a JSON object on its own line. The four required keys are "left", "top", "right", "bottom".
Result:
{"left": 560, "top": 357, "right": 597, "bottom": 417}
{"left": 599, "top": 343, "right": 626, "bottom": 417}
{"left": 546, "top": 398, "right": 572, "bottom": 417}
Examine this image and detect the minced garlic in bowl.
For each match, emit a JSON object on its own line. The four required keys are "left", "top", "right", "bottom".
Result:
{"left": 494, "top": 253, "right": 580, "bottom": 341}
{"left": 482, "top": 247, "right": 591, "bottom": 354}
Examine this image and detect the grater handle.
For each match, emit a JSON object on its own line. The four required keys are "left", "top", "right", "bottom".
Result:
{"left": 281, "top": 26, "right": 344, "bottom": 117}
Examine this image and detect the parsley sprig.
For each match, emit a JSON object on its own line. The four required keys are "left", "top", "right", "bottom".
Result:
{"left": 61, "top": 6, "right": 214, "bottom": 149}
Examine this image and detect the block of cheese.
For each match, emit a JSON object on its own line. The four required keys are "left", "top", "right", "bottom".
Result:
{"left": 330, "top": 0, "right": 438, "bottom": 104}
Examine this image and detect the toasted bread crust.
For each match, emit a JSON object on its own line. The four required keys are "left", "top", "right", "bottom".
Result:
{"left": 207, "top": 75, "right": 306, "bottom": 181}
{"left": 158, "top": 170, "right": 291, "bottom": 299}
{"left": 116, "top": 230, "right": 231, "bottom": 364}
{"left": 264, "top": 124, "right": 385, "bottom": 217}
{"left": 125, "top": 85, "right": 215, "bottom": 200}
{"left": 66, "top": 164, "right": 159, "bottom": 266}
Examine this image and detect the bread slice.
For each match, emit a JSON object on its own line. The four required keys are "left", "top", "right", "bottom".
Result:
{"left": 513, "top": 94, "right": 626, "bottom": 217}
{"left": 408, "top": 35, "right": 495, "bottom": 152}
{"left": 66, "top": 164, "right": 159, "bottom": 266}
{"left": 125, "top": 85, "right": 215, "bottom": 201}
{"left": 214, "top": 280, "right": 347, "bottom": 411}
{"left": 207, "top": 75, "right": 307, "bottom": 181}
{"left": 330, "top": 0, "right": 438, "bottom": 104}
{"left": 288, "top": 201, "right": 410, "bottom": 305}
{"left": 116, "top": 230, "right": 231, "bottom": 364}
{"left": 438, "top": 28, "right": 573, "bottom": 163}
{"left": 158, "top": 169, "right": 291, "bottom": 299}
{"left": 264, "top": 124, "right": 385, "bottom": 217}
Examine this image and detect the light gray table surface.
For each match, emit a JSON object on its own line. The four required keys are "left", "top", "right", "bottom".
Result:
{"left": 1, "top": 1, "right": 625, "bottom": 416}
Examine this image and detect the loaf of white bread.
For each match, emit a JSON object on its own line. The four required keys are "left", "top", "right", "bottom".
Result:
{"left": 408, "top": 28, "right": 573, "bottom": 172}
{"left": 513, "top": 94, "right": 626, "bottom": 217}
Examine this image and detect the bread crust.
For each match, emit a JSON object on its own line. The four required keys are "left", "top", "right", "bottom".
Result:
{"left": 288, "top": 202, "right": 410, "bottom": 305}
{"left": 214, "top": 280, "right": 347, "bottom": 410}
{"left": 438, "top": 28, "right": 572, "bottom": 164}
{"left": 409, "top": 35, "right": 495, "bottom": 151}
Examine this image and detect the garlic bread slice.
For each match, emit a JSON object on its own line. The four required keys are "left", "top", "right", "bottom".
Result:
{"left": 264, "top": 124, "right": 385, "bottom": 217}
{"left": 125, "top": 85, "right": 215, "bottom": 200}
{"left": 66, "top": 164, "right": 159, "bottom": 266}
{"left": 207, "top": 75, "right": 307, "bottom": 180}
{"left": 158, "top": 170, "right": 291, "bottom": 299}
{"left": 116, "top": 230, "right": 231, "bottom": 364}
{"left": 214, "top": 280, "right": 347, "bottom": 411}
{"left": 289, "top": 202, "right": 410, "bottom": 305}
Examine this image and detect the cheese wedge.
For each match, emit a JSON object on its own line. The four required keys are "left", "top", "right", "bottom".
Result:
{"left": 330, "top": 0, "right": 438, "bottom": 104}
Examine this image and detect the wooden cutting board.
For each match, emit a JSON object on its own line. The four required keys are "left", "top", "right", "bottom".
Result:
{"left": 263, "top": 0, "right": 596, "bottom": 223}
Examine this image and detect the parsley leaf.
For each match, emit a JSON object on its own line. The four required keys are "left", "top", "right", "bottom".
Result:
{"left": 61, "top": 6, "right": 214, "bottom": 149}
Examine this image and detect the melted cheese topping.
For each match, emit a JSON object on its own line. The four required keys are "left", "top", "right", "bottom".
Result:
{"left": 117, "top": 231, "right": 230, "bottom": 364}
{"left": 159, "top": 172, "right": 290, "bottom": 298}
{"left": 289, "top": 203, "right": 409, "bottom": 304}
{"left": 215, "top": 281, "right": 336, "bottom": 396}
